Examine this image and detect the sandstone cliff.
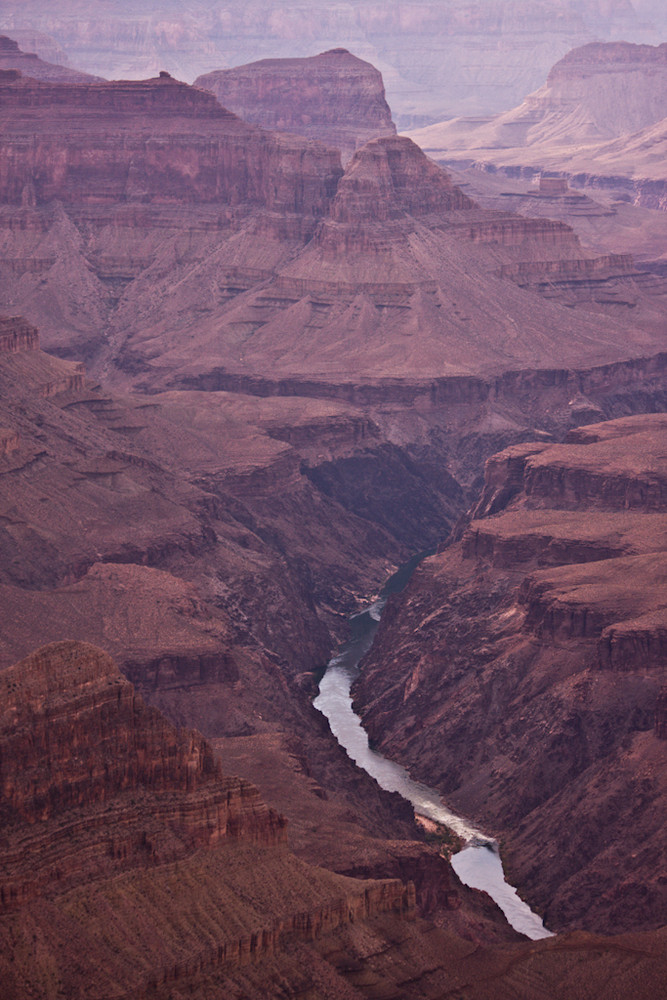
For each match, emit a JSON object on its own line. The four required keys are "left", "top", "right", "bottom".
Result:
{"left": 195, "top": 48, "right": 396, "bottom": 161}
{"left": 354, "top": 414, "right": 667, "bottom": 934}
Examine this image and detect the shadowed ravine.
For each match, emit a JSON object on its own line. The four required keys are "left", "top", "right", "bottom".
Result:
{"left": 314, "top": 576, "right": 552, "bottom": 941}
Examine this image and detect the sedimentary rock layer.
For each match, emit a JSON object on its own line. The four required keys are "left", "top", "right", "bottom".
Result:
{"left": 355, "top": 414, "right": 667, "bottom": 934}
{"left": 195, "top": 48, "right": 396, "bottom": 160}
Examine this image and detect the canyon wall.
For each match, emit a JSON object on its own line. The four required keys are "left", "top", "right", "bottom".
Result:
{"left": 355, "top": 414, "right": 667, "bottom": 934}
{"left": 1, "top": 1, "right": 664, "bottom": 123}
{"left": 0, "top": 639, "right": 431, "bottom": 1000}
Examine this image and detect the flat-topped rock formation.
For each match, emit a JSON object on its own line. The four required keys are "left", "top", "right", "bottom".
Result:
{"left": 354, "top": 414, "right": 667, "bottom": 935}
{"left": 195, "top": 48, "right": 396, "bottom": 161}
{"left": 0, "top": 72, "right": 342, "bottom": 218}
{"left": 409, "top": 42, "right": 667, "bottom": 208}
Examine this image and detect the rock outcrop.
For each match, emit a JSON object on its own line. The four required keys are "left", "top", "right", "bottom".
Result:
{"left": 0, "top": 72, "right": 342, "bottom": 220}
{"left": 0, "top": 640, "right": 286, "bottom": 905}
{"left": 195, "top": 48, "right": 396, "bottom": 160}
{"left": 354, "top": 414, "right": 667, "bottom": 934}
{"left": 0, "top": 640, "right": 433, "bottom": 999}
{"left": 0, "top": 315, "right": 38, "bottom": 353}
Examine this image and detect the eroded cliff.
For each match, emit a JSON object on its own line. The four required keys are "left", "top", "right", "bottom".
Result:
{"left": 354, "top": 414, "right": 667, "bottom": 934}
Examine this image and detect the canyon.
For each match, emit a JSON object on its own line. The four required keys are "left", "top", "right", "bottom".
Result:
{"left": 0, "top": 29, "right": 666, "bottom": 997}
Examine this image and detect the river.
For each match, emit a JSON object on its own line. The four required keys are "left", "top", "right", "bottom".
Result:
{"left": 313, "top": 581, "right": 552, "bottom": 941}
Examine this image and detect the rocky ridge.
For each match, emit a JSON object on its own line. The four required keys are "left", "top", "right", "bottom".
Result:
{"left": 354, "top": 413, "right": 667, "bottom": 934}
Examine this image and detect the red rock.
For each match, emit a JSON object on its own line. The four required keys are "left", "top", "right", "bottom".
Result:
{"left": 0, "top": 73, "right": 342, "bottom": 220}
{"left": 195, "top": 48, "right": 396, "bottom": 160}
{"left": 354, "top": 414, "right": 667, "bottom": 934}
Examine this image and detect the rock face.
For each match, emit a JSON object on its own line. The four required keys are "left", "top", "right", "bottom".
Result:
{"left": 0, "top": 72, "right": 342, "bottom": 218}
{"left": 4, "top": 641, "right": 667, "bottom": 997}
{"left": 0, "top": 640, "right": 286, "bottom": 898}
{"left": 354, "top": 414, "right": 667, "bottom": 934}
{"left": 410, "top": 42, "right": 667, "bottom": 208}
{"left": 195, "top": 48, "right": 396, "bottom": 160}
{"left": 0, "top": 639, "right": 432, "bottom": 998}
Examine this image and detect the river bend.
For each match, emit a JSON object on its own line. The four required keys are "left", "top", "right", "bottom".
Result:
{"left": 314, "top": 594, "right": 552, "bottom": 941}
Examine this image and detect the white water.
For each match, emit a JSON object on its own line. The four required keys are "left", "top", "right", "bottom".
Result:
{"left": 314, "top": 599, "right": 552, "bottom": 941}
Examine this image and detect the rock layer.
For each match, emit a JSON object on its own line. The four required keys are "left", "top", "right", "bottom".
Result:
{"left": 195, "top": 48, "right": 396, "bottom": 160}
{"left": 0, "top": 640, "right": 432, "bottom": 999}
{"left": 355, "top": 414, "right": 667, "bottom": 934}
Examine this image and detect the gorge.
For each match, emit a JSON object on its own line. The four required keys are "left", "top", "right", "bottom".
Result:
{"left": 0, "top": 24, "right": 666, "bottom": 998}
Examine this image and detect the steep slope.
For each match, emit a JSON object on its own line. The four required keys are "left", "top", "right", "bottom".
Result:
{"left": 195, "top": 48, "right": 396, "bottom": 160}
{"left": 410, "top": 42, "right": 667, "bottom": 207}
{"left": 354, "top": 414, "right": 667, "bottom": 934}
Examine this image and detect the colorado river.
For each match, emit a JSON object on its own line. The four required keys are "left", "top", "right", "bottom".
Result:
{"left": 314, "top": 583, "right": 552, "bottom": 941}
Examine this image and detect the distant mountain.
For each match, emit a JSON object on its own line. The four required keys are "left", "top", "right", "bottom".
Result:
{"left": 0, "top": 33, "right": 102, "bottom": 82}
{"left": 1, "top": 0, "right": 665, "bottom": 124}
{"left": 408, "top": 43, "right": 667, "bottom": 208}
